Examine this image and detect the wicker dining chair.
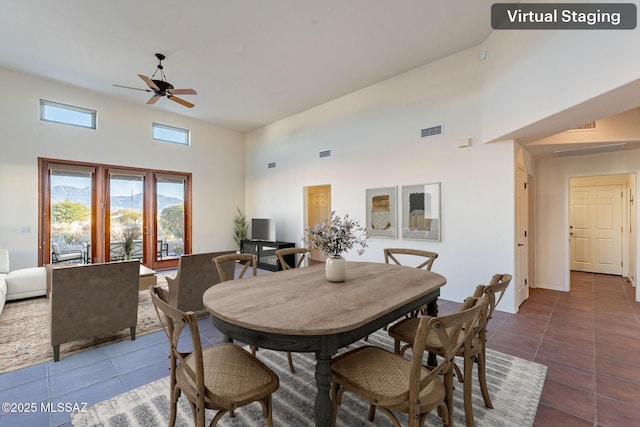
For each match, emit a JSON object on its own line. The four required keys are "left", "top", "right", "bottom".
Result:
{"left": 275, "top": 247, "right": 310, "bottom": 270}
{"left": 388, "top": 274, "right": 512, "bottom": 426}
{"left": 274, "top": 247, "right": 312, "bottom": 373}
{"left": 384, "top": 248, "right": 439, "bottom": 317}
{"left": 149, "top": 285, "right": 279, "bottom": 427}
{"left": 212, "top": 253, "right": 297, "bottom": 374}
{"left": 212, "top": 253, "right": 257, "bottom": 282}
{"left": 331, "top": 295, "right": 488, "bottom": 427}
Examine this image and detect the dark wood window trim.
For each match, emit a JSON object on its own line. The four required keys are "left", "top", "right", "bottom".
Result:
{"left": 38, "top": 157, "right": 192, "bottom": 270}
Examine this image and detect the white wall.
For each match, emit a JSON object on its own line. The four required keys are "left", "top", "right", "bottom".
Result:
{"left": 0, "top": 67, "right": 245, "bottom": 269}
{"left": 535, "top": 150, "right": 640, "bottom": 295}
{"left": 479, "top": 14, "right": 640, "bottom": 143}
{"left": 245, "top": 48, "right": 518, "bottom": 311}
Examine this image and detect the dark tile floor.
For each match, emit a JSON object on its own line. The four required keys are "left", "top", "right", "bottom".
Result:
{"left": 484, "top": 271, "right": 640, "bottom": 427}
{"left": 1, "top": 270, "right": 638, "bottom": 426}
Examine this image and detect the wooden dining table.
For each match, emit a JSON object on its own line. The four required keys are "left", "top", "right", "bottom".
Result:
{"left": 202, "top": 261, "right": 446, "bottom": 427}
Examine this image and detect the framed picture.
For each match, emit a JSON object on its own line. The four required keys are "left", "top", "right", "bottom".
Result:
{"left": 365, "top": 187, "right": 397, "bottom": 238}
{"left": 402, "top": 182, "right": 441, "bottom": 240}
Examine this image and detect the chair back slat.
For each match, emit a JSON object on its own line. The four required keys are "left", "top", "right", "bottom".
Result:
{"left": 383, "top": 248, "right": 438, "bottom": 271}
{"left": 213, "top": 253, "right": 257, "bottom": 282}
{"left": 149, "top": 285, "right": 203, "bottom": 389}
{"left": 409, "top": 295, "right": 488, "bottom": 412}
{"left": 275, "top": 247, "right": 310, "bottom": 270}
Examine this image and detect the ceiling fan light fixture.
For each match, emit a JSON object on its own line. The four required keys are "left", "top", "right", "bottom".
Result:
{"left": 113, "top": 53, "right": 196, "bottom": 108}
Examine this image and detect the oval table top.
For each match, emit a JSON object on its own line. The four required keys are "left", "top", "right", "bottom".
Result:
{"left": 203, "top": 261, "right": 446, "bottom": 336}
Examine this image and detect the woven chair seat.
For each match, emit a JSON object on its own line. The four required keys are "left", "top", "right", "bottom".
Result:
{"left": 150, "top": 284, "right": 279, "bottom": 427}
{"left": 332, "top": 346, "right": 445, "bottom": 410}
{"left": 180, "top": 343, "right": 279, "bottom": 407}
{"left": 331, "top": 297, "right": 487, "bottom": 427}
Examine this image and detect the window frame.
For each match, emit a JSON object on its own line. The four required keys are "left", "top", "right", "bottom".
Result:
{"left": 39, "top": 99, "right": 97, "bottom": 129}
{"left": 152, "top": 122, "right": 190, "bottom": 145}
{"left": 38, "top": 157, "right": 192, "bottom": 270}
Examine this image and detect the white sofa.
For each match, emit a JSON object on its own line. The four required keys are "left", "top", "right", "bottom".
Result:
{"left": 0, "top": 249, "right": 47, "bottom": 316}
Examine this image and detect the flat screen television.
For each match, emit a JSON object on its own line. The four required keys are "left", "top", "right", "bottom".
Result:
{"left": 251, "top": 218, "right": 276, "bottom": 242}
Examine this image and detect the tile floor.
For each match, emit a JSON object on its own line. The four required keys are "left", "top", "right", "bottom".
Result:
{"left": 0, "top": 271, "right": 638, "bottom": 426}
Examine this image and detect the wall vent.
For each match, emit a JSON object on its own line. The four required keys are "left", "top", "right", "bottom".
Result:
{"left": 554, "top": 143, "right": 624, "bottom": 158}
{"left": 319, "top": 149, "right": 331, "bottom": 158}
{"left": 267, "top": 162, "right": 276, "bottom": 169}
{"left": 567, "top": 121, "right": 597, "bottom": 132}
{"left": 421, "top": 124, "right": 443, "bottom": 138}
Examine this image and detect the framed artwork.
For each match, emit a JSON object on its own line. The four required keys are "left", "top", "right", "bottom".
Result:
{"left": 365, "top": 187, "right": 397, "bottom": 238}
{"left": 402, "top": 182, "right": 441, "bottom": 240}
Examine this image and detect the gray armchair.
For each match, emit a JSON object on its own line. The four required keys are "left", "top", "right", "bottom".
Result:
{"left": 48, "top": 260, "right": 140, "bottom": 361}
{"left": 166, "top": 250, "right": 235, "bottom": 312}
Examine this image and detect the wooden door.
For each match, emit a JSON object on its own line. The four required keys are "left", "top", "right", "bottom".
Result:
{"left": 570, "top": 184, "right": 623, "bottom": 275}
{"left": 305, "top": 185, "right": 331, "bottom": 262}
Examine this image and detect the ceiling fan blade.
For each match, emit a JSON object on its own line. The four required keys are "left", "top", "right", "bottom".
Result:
{"left": 167, "top": 88, "right": 197, "bottom": 95}
{"left": 167, "top": 95, "right": 195, "bottom": 108}
{"left": 113, "top": 84, "right": 152, "bottom": 93}
{"left": 146, "top": 95, "right": 161, "bottom": 105}
{"left": 137, "top": 74, "right": 160, "bottom": 91}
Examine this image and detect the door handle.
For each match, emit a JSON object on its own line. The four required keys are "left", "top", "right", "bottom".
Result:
{"left": 517, "top": 243, "right": 524, "bottom": 247}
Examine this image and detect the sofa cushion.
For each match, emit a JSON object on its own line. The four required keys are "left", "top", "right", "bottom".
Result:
{"left": 0, "top": 277, "right": 6, "bottom": 316}
{"left": 6, "top": 267, "right": 47, "bottom": 301}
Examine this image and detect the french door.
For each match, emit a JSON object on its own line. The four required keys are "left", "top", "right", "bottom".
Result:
{"left": 39, "top": 158, "right": 191, "bottom": 270}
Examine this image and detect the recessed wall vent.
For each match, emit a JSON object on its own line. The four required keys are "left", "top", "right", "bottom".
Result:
{"left": 319, "top": 149, "right": 331, "bottom": 158}
{"left": 567, "top": 121, "right": 597, "bottom": 132}
{"left": 267, "top": 162, "right": 276, "bottom": 169}
{"left": 421, "top": 124, "right": 443, "bottom": 138}
{"left": 554, "top": 143, "right": 624, "bottom": 158}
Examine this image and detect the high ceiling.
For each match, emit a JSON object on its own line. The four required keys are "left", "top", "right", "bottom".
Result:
{"left": 0, "top": 1, "right": 496, "bottom": 132}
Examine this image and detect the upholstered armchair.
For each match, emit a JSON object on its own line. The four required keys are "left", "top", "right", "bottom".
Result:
{"left": 166, "top": 250, "right": 235, "bottom": 312}
{"left": 48, "top": 261, "right": 140, "bottom": 361}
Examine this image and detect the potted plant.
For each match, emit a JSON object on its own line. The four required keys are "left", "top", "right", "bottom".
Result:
{"left": 305, "top": 211, "right": 368, "bottom": 282}
{"left": 121, "top": 224, "right": 140, "bottom": 260}
{"left": 233, "top": 207, "right": 249, "bottom": 250}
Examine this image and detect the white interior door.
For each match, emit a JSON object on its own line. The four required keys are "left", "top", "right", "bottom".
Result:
{"left": 570, "top": 184, "right": 623, "bottom": 275}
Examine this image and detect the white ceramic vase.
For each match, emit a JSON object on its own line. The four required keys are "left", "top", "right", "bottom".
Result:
{"left": 325, "top": 255, "right": 347, "bottom": 282}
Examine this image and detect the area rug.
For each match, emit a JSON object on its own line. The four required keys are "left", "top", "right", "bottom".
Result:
{"left": 0, "top": 275, "right": 172, "bottom": 374}
{"left": 71, "top": 330, "right": 547, "bottom": 427}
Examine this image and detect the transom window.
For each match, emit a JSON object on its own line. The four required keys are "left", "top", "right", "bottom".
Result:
{"left": 153, "top": 122, "right": 190, "bottom": 145}
{"left": 40, "top": 99, "right": 96, "bottom": 129}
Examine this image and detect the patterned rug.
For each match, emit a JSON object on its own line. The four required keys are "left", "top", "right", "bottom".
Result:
{"left": 71, "top": 330, "right": 547, "bottom": 427}
{"left": 0, "top": 275, "right": 172, "bottom": 374}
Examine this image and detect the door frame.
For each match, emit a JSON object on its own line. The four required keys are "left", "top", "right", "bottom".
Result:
{"left": 303, "top": 184, "right": 331, "bottom": 262}
{"left": 515, "top": 164, "right": 529, "bottom": 307}
{"left": 564, "top": 172, "right": 637, "bottom": 291}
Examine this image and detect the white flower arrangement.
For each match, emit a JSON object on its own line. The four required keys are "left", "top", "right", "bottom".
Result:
{"left": 305, "top": 211, "right": 369, "bottom": 257}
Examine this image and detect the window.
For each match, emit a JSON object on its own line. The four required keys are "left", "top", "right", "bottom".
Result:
{"left": 153, "top": 122, "right": 190, "bottom": 145}
{"left": 40, "top": 99, "right": 96, "bottom": 129}
{"left": 39, "top": 158, "right": 192, "bottom": 270}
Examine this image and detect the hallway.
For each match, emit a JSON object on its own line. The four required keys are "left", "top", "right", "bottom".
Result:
{"left": 483, "top": 271, "right": 640, "bottom": 426}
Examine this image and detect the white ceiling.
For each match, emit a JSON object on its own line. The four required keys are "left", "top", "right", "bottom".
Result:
{"left": 0, "top": 1, "right": 496, "bottom": 132}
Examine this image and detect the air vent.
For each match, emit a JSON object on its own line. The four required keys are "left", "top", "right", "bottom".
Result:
{"left": 268, "top": 162, "right": 276, "bottom": 169}
{"left": 319, "top": 149, "right": 331, "bottom": 158}
{"left": 567, "top": 121, "right": 597, "bottom": 132}
{"left": 554, "top": 143, "right": 624, "bottom": 158}
{"left": 421, "top": 124, "right": 443, "bottom": 138}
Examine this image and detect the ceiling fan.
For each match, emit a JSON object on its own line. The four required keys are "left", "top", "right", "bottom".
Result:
{"left": 114, "top": 53, "right": 197, "bottom": 108}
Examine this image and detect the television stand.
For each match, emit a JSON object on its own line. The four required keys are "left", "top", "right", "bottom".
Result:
{"left": 240, "top": 240, "right": 295, "bottom": 271}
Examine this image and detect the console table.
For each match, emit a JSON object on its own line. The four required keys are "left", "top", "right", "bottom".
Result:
{"left": 240, "top": 240, "right": 295, "bottom": 271}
